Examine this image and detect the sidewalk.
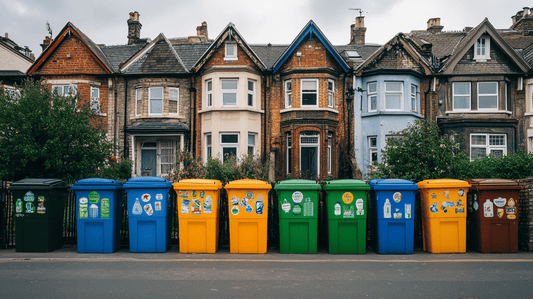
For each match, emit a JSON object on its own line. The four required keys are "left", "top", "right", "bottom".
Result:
{"left": 2, "top": 245, "right": 532, "bottom": 263}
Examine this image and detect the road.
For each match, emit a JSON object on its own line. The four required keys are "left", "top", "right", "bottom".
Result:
{"left": 1, "top": 247, "right": 532, "bottom": 299}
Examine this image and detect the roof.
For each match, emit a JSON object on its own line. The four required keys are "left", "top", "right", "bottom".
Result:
{"left": 126, "top": 121, "right": 189, "bottom": 134}
{"left": 0, "top": 35, "right": 34, "bottom": 65}
{"left": 100, "top": 44, "right": 144, "bottom": 72}
{"left": 173, "top": 43, "right": 211, "bottom": 70}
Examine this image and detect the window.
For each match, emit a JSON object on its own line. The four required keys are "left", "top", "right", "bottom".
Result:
{"left": 475, "top": 36, "right": 490, "bottom": 61}
{"left": 149, "top": 87, "right": 163, "bottom": 115}
{"left": 90, "top": 87, "right": 100, "bottom": 112}
{"left": 220, "top": 133, "right": 239, "bottom": 162}
{"left": 221, "top": 79, "right": 238, "bottom": 106}
{"left": 328, "top": 80, "right": 335, "bottom": 108}
{"left": 285, "top": 80, "right": 292, "bottom": 108}
{"left": 225, "top": 42, "right": 237, "bottom": 60}
{"left": 453, "top": 82, "right": 471, "bottom": 110}
{"left": 206, "top": 80, "right": 213, "bottom": 107}
{"left": 327, "top": 134, "right": 332, "bottom": 174}
{"left": 52, "top": 84, "right": 77, "bottom": 96}
{"left": 135, "top": 88, "right": 142, "bottom": 116}
{"left": 470, "top": 134, "right": 506, "bottom": 160}
{"left": 529, "top": 137, "right": 533, "bottom": 154}
{"left": 248, "top": 133, "right": 256, "bottom": 155}
{"left": 286, "top": 134, "right": 292, "bottom": 174}
{"left": 385, "top": 82, "right": 402, "bottom": 110}
{"left": 247, "top": 80, "right": 255, "bottom": 107}
{"left": 300, "top": 132, "right": 320, "bottom": 177}
{"left": 478, "top": 82, "right": 498, "bottom": 110}
{"left": 301, "top": 79, "right": 318, "bottom": 106}
{"left": 369, "top": 136, "right": 378, "bottom": 165}
{"left": 169, "top": 88, "right": 179, "bottom": 115}
{"left": 411, "top": 85, "right": 417, "bottom": 112}
{"left": 159, "top": 140, "right": 176, "bottom": 176}
{"left": 205, "top": 133, "right": 212, "bottom": 160}
{"left": 368, "top": 82, "right": 377, "bottom": 112}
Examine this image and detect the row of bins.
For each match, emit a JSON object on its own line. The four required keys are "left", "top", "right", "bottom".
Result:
{"left": 9, "top": 177, "right": 521, "bottom": 255}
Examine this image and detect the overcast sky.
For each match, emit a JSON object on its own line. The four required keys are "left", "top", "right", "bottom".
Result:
{"left": 1, "top": 0, "right": 526, "bottom": 58}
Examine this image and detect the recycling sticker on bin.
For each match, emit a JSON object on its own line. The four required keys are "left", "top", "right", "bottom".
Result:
{"left": 230, "top": 191, "right": 265, "bottom": 216}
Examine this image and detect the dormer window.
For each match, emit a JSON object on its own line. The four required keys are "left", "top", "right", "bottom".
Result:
{"left": 225, "top": 42, "right": 237, "bottom": 61}
{"left": 475, "top": 36, "right": 490, "bottom": 61}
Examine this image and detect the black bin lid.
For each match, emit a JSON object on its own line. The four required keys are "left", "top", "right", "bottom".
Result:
{"left": 9, "top": 178, "right": 66, "bottom": 190}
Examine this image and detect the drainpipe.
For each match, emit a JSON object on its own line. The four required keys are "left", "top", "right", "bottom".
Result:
{"left": 263, "top": 75, "right": 267, "bottom": 160}
{"left": 190, "top": 76, "right": 196, "bottom": 154}
{"left": 113, "top": 76, "right": 118, "bottom": 156}
{"left": 124, "top": 77, "right": 128, "bottom": 159}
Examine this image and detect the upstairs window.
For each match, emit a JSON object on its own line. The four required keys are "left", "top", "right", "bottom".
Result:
{"left": 221, "top": 79, "right": 238, "bottom": 106}
{"left": 453, "top": 82, "right": 471, "bottom": 111}
{"left": 169, "top": 87, "right": 179, "bottom": 115}
{"left": 206, "top": 80, "right": 213, "bottom": 107}
{"left": 385, "top": 82, "right": 402, "bottom": 110}
{"left": 90, "top": 87, "right": 100, "bottom": 112}
{"left": 478, "top": 82, "right": 498, "bottom": 110}
{"left": 247, "top": 80, "right": 255, "bottom": 107}
{"left": 135, "top": 88, "right": 142, "bottom": 116}
{"left": 328, "top": 80, "right": 335, "bottom": 108}
{"left": 285, "top": 80, "right": 292, "bottom": 108}
{"left": 301, "top": 79, "right": 318, "bottom": 107}
{"left": 410, "top": 85, "right": 417, "bottom": 112}
{"left": 149, "top": 87, "right": 163, "bottom": 115}
{"left": 475, "top": 36, "right": 490, "bottom": 61}
{"left": 368, "top": 82, "right": 377, "bottom": 112}
{"left": 225, "top": 42, "right": 237, "bottom": 61}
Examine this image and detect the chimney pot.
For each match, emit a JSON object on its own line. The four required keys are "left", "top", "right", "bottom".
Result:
{"left": 427, "top": 17, "right": 444, "bottom": 33}
{"left": 4, "top": 32, "right": 8, "bottom": 38}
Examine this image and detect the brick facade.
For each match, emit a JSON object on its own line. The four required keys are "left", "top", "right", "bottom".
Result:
{"left": 517, "top": 178, "right": 533, "bottom": 251}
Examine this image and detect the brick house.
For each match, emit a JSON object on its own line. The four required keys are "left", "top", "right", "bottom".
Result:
{"left": 0, "top": 32, "right": 34, "bottom": 90}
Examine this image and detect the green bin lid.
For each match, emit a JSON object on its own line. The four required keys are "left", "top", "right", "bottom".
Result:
{"left": 274, "top": 179, "right": 321, "bottom": 191}
{"left": 323, "top": 179, "right": 370, "bottom": 191}
{"left": 466, "top": 179, "right": 521, "bottom": 190}
{"left": 369, "top": 179, "right": 418, "bottom": 191}
{"left": 71, "top": 178, "right": 123, "bottom": 190}
{"left": 9, "top": 178, "right": 66, "bottom": 190}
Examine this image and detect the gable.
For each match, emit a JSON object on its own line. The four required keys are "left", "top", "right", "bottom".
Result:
{"left": 124, "top": 38, "right": 187, "bottom": 74}
{"left": 200, "top": 39, "right": 261, "bottom": 72}
{"left": 364, "top": 45, "right": 426, "bottom": 74}
{"left": 453, "top": 39, "right": 525, "bottom": 74}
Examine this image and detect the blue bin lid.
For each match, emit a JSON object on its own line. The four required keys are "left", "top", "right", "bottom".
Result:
{"left": 71, "top": 178, "right": 123, "bottom": 190}
{"left": 124, "top": 176, "right": 172, "bottom": 189}
{"left": 369, "top": 179, "right": 418, "bottom": 191}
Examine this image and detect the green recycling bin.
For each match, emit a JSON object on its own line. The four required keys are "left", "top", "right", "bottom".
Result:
{"left": 274, "top": 179, "right": 321, "bottom": 254}
{"left": 323, "top": 179, "right": 370, "bottom": 254}
{"left": 9, "top": 178, "right": 68, "bottom": 252}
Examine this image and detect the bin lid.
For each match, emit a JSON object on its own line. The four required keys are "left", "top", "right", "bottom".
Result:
{"left": 9, "top": 178, "right": 66, "bottom": 190}
{"left": 323, "top": 179, "right": 370, "bottom": 191}
{"left": 123, "top": 176, "right": 171, "bottom": 189}
{"left": 71, "top": 178, "right": 123, "bottom": 190}
{"left": 369, "top": 179, "right": 418, "bottom": 191}
{"left": 173, "top": 179, "right": 222, "bottom": 190}
{"left": 466, "top": 179, "right": 521, "bottom": 190}
{"left": 417, "top": 179, "right": 470, "bottom": 189}
{"left": 224, "top": 179, "right": 272, "bottom": 191}
{"left": 274, "top": 179, "right": 321, "bottom": 191}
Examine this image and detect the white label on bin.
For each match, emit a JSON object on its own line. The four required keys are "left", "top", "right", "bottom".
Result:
{"left": 142, "top": 194, "right": 151, "bottom": 202}
{"left": 356, "top": 198, "right": 364, "bottom": 215}
{"left": 405, "top": 204, "right": 411, "bottom": 219}
{"left": 393, "top": 208, "right": 402, "bottom": 219}
{"left": 156, "top": 194, "right": 163, "bottom": 200}
{"left": 494, "top": 197, "right": 506, "bottom": 207}
{"left": 181, "top": 199, "right": 190, "bottom": 214}
{"left": 292, "top": 191, "right": 303, "bottom": 203}
{"left": 132, "top": 199, "right": 142, "bottom": 215}
{"left": 155, "top": 201, "right": 161, "bottom": 211}
{"left": 144, "top": 203, "right": 154, "bottom": 216}
{"left": 204, "top": 196, "right": 212, "bottom": 214}
{"left": 334, "top": 202, "right": 341, "bottom": 216}
{"left": 231, "top": 196, "right": 239, "bottom": 205}
{"left": 473, "top": 200, "right": 479, "bottom": 211}
{"left": 303, "top": 198, "right": 313, "bottom": 217}
{"left": 282, "top": 202, "right": 291, "bottom": 213}
{"left": 483, "top": 200, "right": 493, "bottom": 218}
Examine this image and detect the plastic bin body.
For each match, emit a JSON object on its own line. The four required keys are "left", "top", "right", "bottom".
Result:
{"left": 370, "top": 179, "right": 418, "bottom": 254}
{"left": 10, "top": 178, "right": 67, "bottom": 252}
{"left": 71, "top": 178, "right": 123, "bottom": 253}
{"left": 225, "top": 179, "right": 272, "bottom": 254}
{"left": 418, "top": 179, "right": 470, "bottom": 253}
{"left": 323, "top": 179, "right": 370, "bottom": 254}
{"left": 173, "top": 179, "right": 222, "bottom": 253}
{"left": 274, "top": 180, "right": 320, "bottom": 254}
{"left": 124, "top": 177, "right": 172, "bottom": 253}
{"left": 466, "top": 179, "right": 520, "bottom": 253}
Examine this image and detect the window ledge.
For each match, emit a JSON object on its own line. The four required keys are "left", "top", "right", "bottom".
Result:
{"left": 524, "top": 112, "right": 533, "bottom": 116}
{"left": 280, "top": 107, "right": 339, "bottom": 114}
{"left": 445, "top": 110, "right": 512, "bottom": 115}
{"left": 361, "top": 111, "right": 422, "bottom": 118}
{"left": 198, "top": 107, "right": 264, "bottom": 114}
{"left": 224, "top": 57, "right": 238, "bottom": 61}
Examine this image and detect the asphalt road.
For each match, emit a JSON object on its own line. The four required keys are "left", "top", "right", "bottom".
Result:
{"left": 1, "top": 247, "right": 532, "bottom": 299}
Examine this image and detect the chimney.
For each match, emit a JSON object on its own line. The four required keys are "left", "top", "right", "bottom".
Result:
{"left": 196, "top": 21, "right": 208, "bottom": 39}
{"left": 4, "top": 32, "right": 8, "bottom": 38}
{"left": 349, "top": 16, "right": 366, "bottom": 45}
{"left": 127, "top": 11, "right": 142, "bottom": 45}
{"left": 511, "top": 7, "right": 533, "bottom": 31}
{"left": 40, "top": 36, "right": 53, "bottom": 52}
{"left": 427, "top": 18, "right": 443, "bottom": 34}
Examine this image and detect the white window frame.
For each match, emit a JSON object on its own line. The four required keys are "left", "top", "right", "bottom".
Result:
{"left": 206, "top": 80, "right": 213, "bottom": 107}
{"left": 327, "top": 134, "right": 332, "bottom": 174}
{"left": 470, "top": 133, "right": 507, "bottom": 161}
{"left": 286, "top": 133, "right": 292, "bottom": 174}
{"left": 301, "top": 79, "right": 318, "bottom": 107}
{"left": 220, "top": 133, "right": 239, "bottom": 162}
{"left": 205, "top": 133, "right": 212, "bottom": 160}
{"left": 247, "top": 80, "right": 255, "bottom": 107}
{"left": 224, "top": 42, "right": 237, "bottom": 61}
{"left": 369, "top": 136, "right": 378, "bottom": 165}
{"left": 221, "top": 79, "right": 238, "bottom": 107}
{"left": 90, "top": 87, "right": 100, "bottom": 112}
{"left": 453, "top": 82, "right": 471, "bottom": 111}
{"left": 285, "top": 80, "right": 292, "bottom": 108}
{"left": 475, "top": 36, "right": 490, "bottom": 61}
{"left": 410, "top": 84, "right": 417, "bottom": 112}
{"left": 248, "top": 133, "right": 256, "bottom": 156}
{"left": 299, "top": 132, "right": 320, "bottom": 177}
{"left": 477, "top": 82, "right": 498, "bottom": 111}
{"left": 52, "top": 84, "right": 77, "bottom": 96}
{"left": 135, "top": 88, "right": 142, "bottom": 116}
{"left": 169, "top": 87, "right": 179, "bottom": 115}
{"left": 328, "top": 80, "right": 335, "bottom": 108}
{"left": 367, "top": 82, "right": 377, "bottom": 112}
{"left": 384, "top": 81, "right": 403, "bottom": 111}
{"left": 149, "top": 87, "right": 163, "bottom": 115}
{"left": 159, "top": 140, "right": 176, "bottom": 176}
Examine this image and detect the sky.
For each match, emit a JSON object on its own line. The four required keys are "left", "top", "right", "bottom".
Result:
{"left": 1, "top": 0, "right": 527, "bottom": 58}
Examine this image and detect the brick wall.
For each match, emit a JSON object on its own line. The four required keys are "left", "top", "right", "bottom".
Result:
{"left": 517, "top": 178, "right": 533, "bottom": 251}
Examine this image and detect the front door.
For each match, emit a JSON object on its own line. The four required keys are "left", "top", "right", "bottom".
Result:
{"left": 141, "top": 148, "right": 157, "bottom": 176}
{"left": 301, "top": 146, "right": 318, "bottom": 178}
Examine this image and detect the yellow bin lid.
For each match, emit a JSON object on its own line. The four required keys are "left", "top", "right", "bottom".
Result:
{"left": 417, "top": 179, "right": 471, "bottom": 189}
{"left": 224, "top": 179, "right": 272, "bottom": 191}
{"left": 173, "top": 179, "right": 222, "bottom": 190}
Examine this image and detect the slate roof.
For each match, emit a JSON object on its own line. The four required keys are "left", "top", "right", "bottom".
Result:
{"left": 123, "top": 35, "right": 188, "bottom": 74}
{"left": 250, "top": 44, "right": 288, "bottom": 70}
{"left": 126, "top": 121, "right": 189, "bottom": 134}
{"left": 408, "top": 31, "right": 467, "bottom": 60}
{"left": 173, "top": 43, "right": 211, "bottom": 70}
{"left": 100, "top": 44, "right": 144, "bottom": 72}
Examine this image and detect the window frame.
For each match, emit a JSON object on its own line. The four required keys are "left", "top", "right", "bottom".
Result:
{"left": 205, "top": 133, "right": 212, "bottom": 160}
{"left": 369, "top": 136, "right": 378, "bottom": 165}
{"left": 247, "top": 80, "right": 255, "bottom": 107}
{"left": 470, "top": 133, "right": 507, "bottom": 161}
{"left": 221, "top": 79, "right": 238, "bottom": 107}
{"left": 410, "top": 84, "right": 417, "bottom": 112}
{"left": 135, "top": 88, "right": 142, "bottom": 116}
{"left": 300, "top": 78, "right": 318, "bottom": 107}
{"left": 327, "top": 134, "right": 333, "bottom": 174}
{"left": 90, "top": 87, "right": 100, "bottom": 112}
{"left": 384, "top": 81, "right": 403, "bottom": 111}
{"left": 149, "top": 87, "right": 163, "bottom": 115}
{"left": 220, "top": 133, "right": 239, "bottom": 162}
{"left": 224, "top": 42, "right": 237, "bottom": 61}
{"left": 159, "top": 140, "right": 176, "bottom": 176}
{"left": 248, "top": 133, "right": 256, "bottom": 155}
{"left": 452, "top": 82, "right": 471, "bottom": 111}
{"left": 284, "top": 80, "right": 292, "bottom": 108}
{"left": 299, "top": 131, "right": 320, "bottom": 177}
{"left": 477, "top": 82, "right": 498, "bottom": 111}
{"left": 367, "top": 82, "right": 377, "bottom": 112}
{"left": 328, "top": 79, "right": 335, "bottom": 108}
{"left": 286, "top": 133, "right": 292, "bottom": 174}
{"left": 169, "top": 87, "right": 179, "bottom": 115}
{"left": 206, "top": 80, "right": 213, "bottom": 107}
{"left": 475, "top": 36, "right": 491, "bottom": 61}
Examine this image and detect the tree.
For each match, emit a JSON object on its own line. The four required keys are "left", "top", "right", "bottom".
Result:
{"left": 0, "top": 80, "right": 114, "bottom": 183}
{"left": 374, "top": 119, "right": 469, "bottom": 182}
